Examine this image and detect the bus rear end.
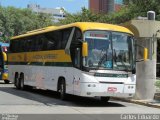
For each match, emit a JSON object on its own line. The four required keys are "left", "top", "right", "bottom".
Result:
{"left": 0, "top": 43, "right": 9, "bottom": 84}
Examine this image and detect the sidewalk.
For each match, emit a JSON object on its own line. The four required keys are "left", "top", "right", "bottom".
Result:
{"left": 112, "top": 92, "right": 160, "bottom": 109}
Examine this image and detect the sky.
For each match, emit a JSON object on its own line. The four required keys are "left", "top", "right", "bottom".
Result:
{"left": 0, "top": 0, "right": 88, "bottom": 13}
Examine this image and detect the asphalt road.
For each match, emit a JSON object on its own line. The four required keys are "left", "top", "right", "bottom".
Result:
{"left": 0, "top": 82, "right": 160, "bottom": 120}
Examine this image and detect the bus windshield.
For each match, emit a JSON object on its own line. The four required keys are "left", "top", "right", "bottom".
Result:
{"left": 84, "top": 31, "right": 134, "bottom": 71}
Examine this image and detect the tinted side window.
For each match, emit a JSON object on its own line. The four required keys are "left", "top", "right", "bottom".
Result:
{"left": 35, "top": 35, "right": 44, "bottom": 51}
{"left": 10, "top": 28, "right": 74, "bottom": 53}
{"left": 20, "top": 39, "right": 26, "bottom": 52}
{"left": 26, "top": 39, "right": 32, "bottom": 51}
{"left": 45, "top": 30, "right": 62, "bottom": 50}
{"left": 35, "top": 34, "right": 48, "bottom": 51}
{"left": 11, "top": 40, "right": 19, "bottom": 53}
{"left": 70, "top": 28, "right": 83, "bottom": 68}
{"left": 9, "top": 41, "right": 14, "bottom": 53}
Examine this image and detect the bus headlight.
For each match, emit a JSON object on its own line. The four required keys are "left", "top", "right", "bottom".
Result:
{"left": 128, "top": 85, "right": 134, "bottom": 89}
{"left": 88, "top": 84, "right": 96, "bottom": 87}
{"left": 87, "top": 92, "right": 91, "bottom": 95}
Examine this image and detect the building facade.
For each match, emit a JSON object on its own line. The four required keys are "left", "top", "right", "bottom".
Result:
{"left": 27, "top": 4, "right": 66, "bottom": 22}
{"left": 89, "top": 0, "right": 123, "bottom": 14}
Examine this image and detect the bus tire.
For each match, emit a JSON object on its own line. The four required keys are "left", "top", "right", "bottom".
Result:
{"left": 14, "top": 74, "right": 17, "bottom": 86}
{"left": 101, "top": 97, "right": 110, "bottom": 103}
{"left": 59, "top": 79, "right": 66, "bottom": 100}
{"left": 15, "top": 73, "right": 20, "bottom": 89}
{"left": 19, "top": 74, "right": 24, "bottom": 90}
{"left": 4, "top": 80, "right": 9, "bottom": 84}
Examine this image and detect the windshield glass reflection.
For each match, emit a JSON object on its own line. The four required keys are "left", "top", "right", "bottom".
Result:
{"left": 84, "top": 31, "right": 134, "bottom": 71}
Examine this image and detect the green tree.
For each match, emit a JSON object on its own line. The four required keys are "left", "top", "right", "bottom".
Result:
{"left": 58, "top": 0, "right": 160, "bottom": 25}
{"left": 0, "top": 6, "right": 53, "bottom": 42}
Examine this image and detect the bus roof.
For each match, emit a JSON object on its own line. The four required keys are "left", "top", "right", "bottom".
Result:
{"left": 26, "top": 26, "right": 57, "bottom": 34}
{"left": 11, "top": 22, "right": 133, "bottom": 40}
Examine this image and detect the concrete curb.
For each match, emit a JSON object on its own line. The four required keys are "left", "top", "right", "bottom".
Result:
{"left": 112, "top": 97, "right": 160, "bottom": 109}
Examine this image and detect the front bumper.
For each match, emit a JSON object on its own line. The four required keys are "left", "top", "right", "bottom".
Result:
{"left": 80, "top": 83, "right": 135, "bottom": 98}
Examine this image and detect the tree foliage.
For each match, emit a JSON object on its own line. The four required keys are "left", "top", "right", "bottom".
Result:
{"left": 1, "top": 0, "right": 160, "bottom": 42}
{"left": 58, "top": 0, "right": 160, "bottom": 25}
{"left": 155, "top": 80, "right": 160, "bottom": 89}
{"left": 0, "top": 6, "right": 53, "bottom": 42}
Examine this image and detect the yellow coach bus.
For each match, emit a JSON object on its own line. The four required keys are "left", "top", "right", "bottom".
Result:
{"left": 8, "top": 22, "right": 144, "bottom": 102}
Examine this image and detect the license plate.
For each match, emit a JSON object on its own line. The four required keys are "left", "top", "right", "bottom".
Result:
{"left": 107, "top": 87, "right": 117, "bottom": 92}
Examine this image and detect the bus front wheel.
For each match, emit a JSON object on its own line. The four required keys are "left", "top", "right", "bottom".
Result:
{"left": 15, "top": 74, "right": 20, "bottom": 89}
{"left": 59, "top": 79, "right": 66, "bottom": 100}
{"left": 19, "top": 74, "right": 24, "bottom": 90}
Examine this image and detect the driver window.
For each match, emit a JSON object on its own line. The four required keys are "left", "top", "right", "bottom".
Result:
{"left": 70, "top": 28, "right": 82, "bottom": 69}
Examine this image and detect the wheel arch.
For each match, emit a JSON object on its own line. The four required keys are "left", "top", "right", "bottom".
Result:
{"left": 57, "top": 76, "right": 66, "bottom": 91}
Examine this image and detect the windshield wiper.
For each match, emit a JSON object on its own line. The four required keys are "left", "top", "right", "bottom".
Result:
{"left": 120, "top": 58, "right": 128, "bottom": 71}
{"left": 98, "top": 53, "right": 107, "bottom": 67}
{"left": 113, "top": 49, "right": 129, "bottom": 71}
{"left": 98, "top": 49, "right": 108, "bottom": 68}
{"left": 119, "top": 52, "right": 128, "bottom": 71}
{"left": 113, "top": 49, "right": 119, "bottom": 70}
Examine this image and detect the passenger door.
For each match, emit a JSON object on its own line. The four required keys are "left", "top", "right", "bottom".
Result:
{"left": 73, "top": 48, "right": 82, "bottom": 95}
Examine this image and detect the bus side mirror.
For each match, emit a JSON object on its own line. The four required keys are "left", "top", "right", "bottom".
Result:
{"left": 82, "top": 42, "right": 88, "bottom": 57}
{"left": 143, "top": 48, "right": 148, "bottom": 61}
{"left": 3, "top": 52, "right": 7, "bottom": 62}
{"left": 136, "top": 44, "right": 148, "bottom": 62}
